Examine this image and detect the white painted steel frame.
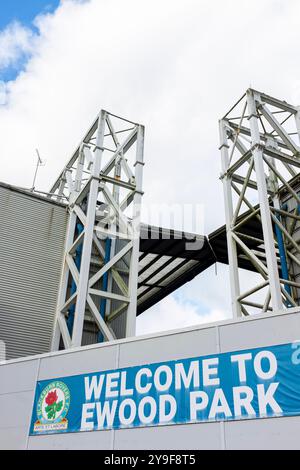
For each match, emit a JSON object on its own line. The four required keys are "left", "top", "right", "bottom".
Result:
{"left": 50, "top": 110, "right": 145, "bottom": 350}
{"left": 220, "top": 89, "right": 300, "bottom": 317}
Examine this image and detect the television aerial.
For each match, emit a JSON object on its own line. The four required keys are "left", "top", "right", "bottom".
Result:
{"left": 31, "top": 148, "right": 46, "bottom": 191}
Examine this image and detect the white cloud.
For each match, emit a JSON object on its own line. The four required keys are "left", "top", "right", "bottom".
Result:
{"left": 0, "top": 0, "right": 299, "bottom": 334}
{"left": 0, "top": 21, "right": 35, "bottom": 70}
{"left": 136, "top": 294, "right": 230, "bottom": 336}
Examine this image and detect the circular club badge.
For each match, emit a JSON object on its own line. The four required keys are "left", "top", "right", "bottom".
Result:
{"left": 34, "top": 381, "right": 70, "bottom": 433}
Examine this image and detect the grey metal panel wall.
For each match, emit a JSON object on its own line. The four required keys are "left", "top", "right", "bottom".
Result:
{"left": 0, "top": 359, "right": 39, "bottom": 449}
{"left": 0, "top": 186, "right": 67, "bottom": 359}
{"left": 1, "top": 309, "right": 300, "bottom": 449}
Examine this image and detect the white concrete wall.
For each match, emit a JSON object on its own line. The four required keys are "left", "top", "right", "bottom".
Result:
{"left": 1, "top": 309, "right": 300, "bottom": 450}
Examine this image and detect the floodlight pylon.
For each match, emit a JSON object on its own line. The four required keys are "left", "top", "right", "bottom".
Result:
{"left": 50, "top": 110, "right": 145, "bottom": 350}
{"left": 220, "top": 89, "right": 300, "bottom": 317}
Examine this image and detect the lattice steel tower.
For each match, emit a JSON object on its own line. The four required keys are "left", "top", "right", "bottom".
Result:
{"left": 220, "top": 89, "right": 300, "bottom": 317}
{"left": 49, "top": 110, "right": 145, "bottom": 350}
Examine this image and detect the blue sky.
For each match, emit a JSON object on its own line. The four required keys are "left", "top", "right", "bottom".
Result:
{"left": 0, "top": 0, "right": 59, "bottom": 30}
{"left": 0, "top": 0, "right": 60, "bottom": 81}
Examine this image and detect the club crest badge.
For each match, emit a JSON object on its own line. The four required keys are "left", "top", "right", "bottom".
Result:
{"left": 33, "top": 381, "right": 70, "bottom": 433}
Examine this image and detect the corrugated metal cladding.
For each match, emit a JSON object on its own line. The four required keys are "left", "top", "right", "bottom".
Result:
{"left": 0, "top": 184, "right": 68, "bottom": 360}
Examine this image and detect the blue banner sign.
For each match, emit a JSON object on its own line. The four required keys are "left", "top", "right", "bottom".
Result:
{"left": 30, "top": 342, "right": 300, "bottom": 435}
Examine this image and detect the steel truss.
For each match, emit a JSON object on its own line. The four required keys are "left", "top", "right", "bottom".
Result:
{"left": 220, "top": 89, "right": 300, "bottom": 317}
{"left": 50, "top": 110, "right": 145, "bottom": 350}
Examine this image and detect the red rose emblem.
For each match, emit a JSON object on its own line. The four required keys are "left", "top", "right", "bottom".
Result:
{"left": 45, "top": 390, "right": 58, "bottom": 406}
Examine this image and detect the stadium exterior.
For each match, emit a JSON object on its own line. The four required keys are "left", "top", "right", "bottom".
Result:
{"left": 2, "top": 309, "right": 300, "bottom": 450}
{"left": 1, "top": 89, "right": 300, "bottom": 450}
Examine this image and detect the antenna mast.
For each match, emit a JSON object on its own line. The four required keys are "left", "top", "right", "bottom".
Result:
{"left": 31, "top": 149, "right": 44, "bottom": 191}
